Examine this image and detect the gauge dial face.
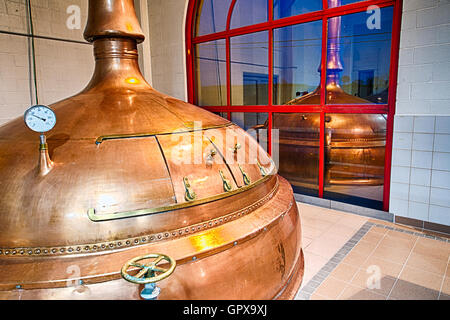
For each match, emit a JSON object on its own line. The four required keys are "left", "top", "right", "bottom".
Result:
{"left": 24, "top": 105, "right": 56, "bottom": 133}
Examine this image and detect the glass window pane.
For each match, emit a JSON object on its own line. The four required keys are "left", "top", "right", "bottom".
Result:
{"left": 213, "top": 112, "right": 228, "bottom": 120}
{"left": 231, "top": 31, "right": 269, "bottom": 106}
{"left": 230, "top": 0, "right": 268, "bottom": 29}
{"left": 231, "top": 112, "right": 268, "bottom": 152}
{"left": 195, "top": 0, "right": 232, "bottom": 36}
{"left": 324, "top": 113, "right": 387, "bottom": 210}
{"left": 274, "top": 0, "right": 322, "bottom": 20}
{"left": 328, "top": 0, "right": 368, "bottom": 8}
{"left": 272, "top": 113, "right": 320, "bottom": 196}
{"left": 195, "top": 39, "right": 227, "bottom": 106}
{"left": 326, "top": 7, "right": 394, "bottom": 104}
{"left": 273, "top": 20, "right": 322, "bottom": 105}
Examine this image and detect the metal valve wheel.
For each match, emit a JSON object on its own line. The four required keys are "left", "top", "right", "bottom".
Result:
{"left": 121, "top": 253, "right": 176, "bottom": 284}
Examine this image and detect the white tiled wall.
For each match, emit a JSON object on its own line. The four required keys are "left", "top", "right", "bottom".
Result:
{"left": 396, "top": 0, "right": 450, "bottom": 115}
{"left": 147, "top": 0, "right": 187, "bottom": 101}
{"left": 390, "top": 116, "right": 450, "bottom": 226}
{"left": 390, "top": 0, "right": 450, "bottom": 226}
{"left": 0, "top": 0, "right": 92, "bottom": 126}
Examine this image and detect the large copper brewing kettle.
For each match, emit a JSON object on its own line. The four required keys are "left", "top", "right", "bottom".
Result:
{"left": 0, "top": 0, "right": 303, "bottom": 299}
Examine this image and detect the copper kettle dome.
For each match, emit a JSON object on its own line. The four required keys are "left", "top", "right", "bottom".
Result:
{"left": 0, "top": 0, "right": 303, "bottom": 300}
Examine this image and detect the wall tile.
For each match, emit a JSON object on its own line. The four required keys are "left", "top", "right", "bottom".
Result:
{"left": 393, "top": 132, "right": 412, "bottom": 149}
{"left": 411, "top": 150, "right": 433, "bottom": 168}
{"left": 431, "top": 170, "right": 450, "bottom": 189}
{"left": 409, "top": 184, "right": 430, "bottom": 204}
{"left": 390, "top": 198, "right": 409, "bottom": 217}
{"left": 414, "top": 44, "right": 450, "bottom": 64}
{"left": 432, "top": 152, "right": 450, "bottom": 171}
{"left": 413, "top": 116, "right": 435, "bottom": 133}
{"left": 393, "top": 148, "right": 412, "bottom": 167}
{"left": 433, "top": 134, "right": 450, "bottom": 152}
{"left": 404, "top": 0, "right": 437, "bottom": 12}
{"left": 391, "top": 166, "right": 411, "bottom": 184}
{"left": 435, "top": 117, "right": 450, "bottom": 134}
{"left": 408, "top": 201, "right": 429, "bottom": 221}
{"left": 429, "top": 205, "right": 450, "bottom": 226}
{"left": 390, "top": 182, "right": 410, "bottom": 200}
{"left": 410, "top": 167, "right": 431, "bottom": 186}
{"left": 394, "top": 116, "right": 414, "bottom": 133}
{"left": 412, "top": 133, "right": 434, "bottom": 151}
{"left": 432, "top": 62, "right": 450, "bottom": 81}
{"left": 398, "top": 48, "right": 414, "bottom": 66}
{"left": 430, "top": 187, "right": 450, "bottom": 207}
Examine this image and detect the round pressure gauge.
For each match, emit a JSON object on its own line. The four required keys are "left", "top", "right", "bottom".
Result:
{"left": 24, "top": 105, "right": 56, "bottom": 133}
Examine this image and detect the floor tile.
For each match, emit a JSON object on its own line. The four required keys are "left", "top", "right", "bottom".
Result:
{"left": 389, "top": 278, "right": 440, "bottom": 300}
{"left": 361, "top": 256, "right": 404, "bottom": 278}
{"left": 295, "top": 201, "right": 450, "bottom": 300}
{"left": 441, "top": 277, "right": 450, "bottom": 296}
{"left": 341, "top": 251, "right": 368, "bottom": 267}
{"left": 306, "top": 234, "right": 350, "bottom": 260}
{"left": 338, "top": 283, "right": 386, "bottom": 300}
{"left": 310, "top": 293, "right": 330, "bottom": 300}
{"left": 360, "top": 229, "right": 385, "bottom": 244}
{"left": 439, "top": 293, "right": 450, "bottom": 300}
{"left": 371, "top": 243, "right": 412, "bottom": 265}
{"left": 350, "top": 270, "right": 396, "bottom": 296}
{"left": 413, "top": 237, "right": 450, "bottom": 261}
{"left": 369, "top": 225, "right": 389, "bottom": 235}
{"left": 398, "top": 266, "right": 444, "bottom": 292}
{"left": 378, "top": 231, "right": 417, "bottom": 252}
{"left": 314, "top": 277, "right": 348, "bottom": 299}
{"left": 328, "top": 263, "right": 359, "bottom": 283}
{"left": 406, "top": 251, "right": 448, "bottom": 276}
{"left": 350, "top": 240, "right": 378, "bottom": 257}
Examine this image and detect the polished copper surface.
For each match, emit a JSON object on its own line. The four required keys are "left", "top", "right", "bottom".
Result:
{"left": 0, "top": 0, "right": 303, "bottom": 300}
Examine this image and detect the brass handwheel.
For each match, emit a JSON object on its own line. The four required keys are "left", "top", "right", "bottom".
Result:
{"left": 121, "top": 254, "right": 176, "bottom": 285}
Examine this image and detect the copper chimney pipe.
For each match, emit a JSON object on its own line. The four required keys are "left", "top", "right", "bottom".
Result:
{"left": 84, "top": 0, "right": 145, "bottom": 43}
{"left": 323, "top": 0, "right": 344, "bottom": 89}
{"left": 0, "top": 0, "right": 304, "bottom": 300}
{"left": 82, "top": 0, "right": 149, "bottom": 92}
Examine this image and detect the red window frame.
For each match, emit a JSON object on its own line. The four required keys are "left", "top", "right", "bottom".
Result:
{"left": 185, "top": 0, "right": 403, "bottom": 212}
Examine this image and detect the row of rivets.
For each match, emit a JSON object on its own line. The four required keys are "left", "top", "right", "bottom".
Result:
{"left": 0, "top": 181, "right": 279, "bottom": 257}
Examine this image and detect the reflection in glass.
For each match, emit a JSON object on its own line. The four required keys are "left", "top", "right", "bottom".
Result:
{"left": 195, "top": 40, "right": 227, "bottom": 106}
{"left": 273, "top": 20, "right": 322, "bottom": 105}
{"left": 230, "top": 32, "right": 269, "bottom": 106}
{"left": 328, "top": 0, "right": 367, "bottom": 7}
{"left": 231, "top": 112, "right": 269, "bottom": 152}
{"left": 195, "top": 0, "right": 233, "bottom": 36}
{"left": 213, "top": 112, "right": 228, "bottom": 120}
{"left": 272, "top": 113, "right": 320, "bottom": 196}
{"left": 274, "top": 0, "right": 322, "bottom": 19}
{"left": 324, "top": 114, "right": 387, "bottom": 210}
{"left": 230, "top": 0, "right": 268, "bottom": 29}
{"left": 326, "top": 6, "right": 394, "bottom": 104}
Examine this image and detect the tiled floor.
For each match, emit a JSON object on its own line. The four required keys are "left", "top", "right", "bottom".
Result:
{"left": 295, "top": 202, "right": 450, "bottom": 300}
